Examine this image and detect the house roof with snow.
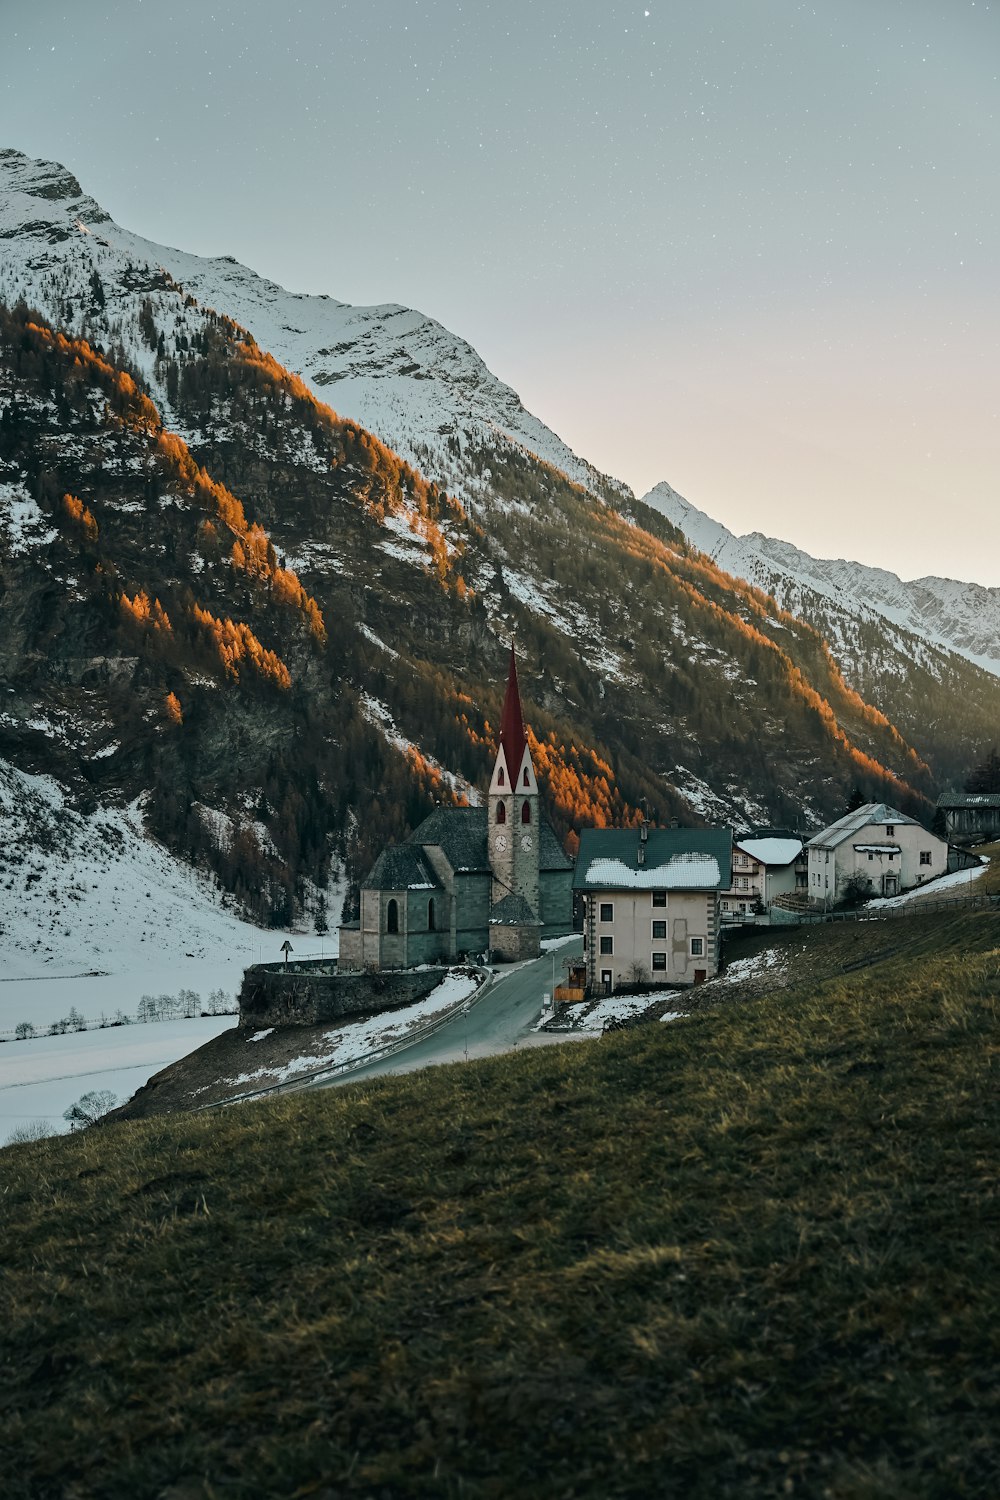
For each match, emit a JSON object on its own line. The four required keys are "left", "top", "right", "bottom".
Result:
{"left": 735, "top": 836, "right": 803, "bottom": 867}
{"left": 573, "top": 827, "right": 732, "bottom": 892}
{"left": 804, "top": 803, "right": 921, "bottom": 851}
{"left": 936, "top": 792, "right": 1000, "bottom": 809}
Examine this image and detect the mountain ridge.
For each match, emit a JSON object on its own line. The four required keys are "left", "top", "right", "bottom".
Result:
{"left": 2, "top": 146, "right": 999, "bottom": 939}
{"left": 643, "top": 481, "right": 1000, "bottom": 678}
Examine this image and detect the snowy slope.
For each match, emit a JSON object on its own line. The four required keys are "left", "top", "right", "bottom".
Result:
{"left": 0, "top": 759, "right": 337, "bottom": 1139}
{"left": 643, "top": 482, "right": 1000, "bottom": 679}
{"left": 0, "top": 147, "right": 626, "bottom": 506}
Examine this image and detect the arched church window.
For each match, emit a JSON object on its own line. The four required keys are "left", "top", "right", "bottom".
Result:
{"left": 523, "top": 767, "right": 530, "bottom": 786}
{"left": 386, "top": 898, "right": 399, "bottom": 934}
{"left": 428, "top": 897, "right": 436, "bottom": 931}
{"left": 498, "top": 767, "right": 505, "bottom": 786}
{"left": 521, "top": 800, "right": 531, "bottom": 824}
{"left": 496, "top": 802, "right": 507, "bottom": 824}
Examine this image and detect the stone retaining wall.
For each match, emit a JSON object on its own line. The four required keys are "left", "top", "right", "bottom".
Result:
{"left": 238, "top": 961, "right": 452, "bottom": 1028}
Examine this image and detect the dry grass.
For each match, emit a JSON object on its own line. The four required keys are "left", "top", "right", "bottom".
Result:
{"left": 2, "top": 906, "right": 999, "bottom": 1498}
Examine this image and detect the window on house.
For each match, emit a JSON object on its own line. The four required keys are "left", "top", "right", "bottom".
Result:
{"left": 722, "top": 900, "right": 730, "bottom": 911}
{"left": 652, "top": 952, "right": 667, "bottom": 971}
{"left": 735, "top": 877, "right": 748, "bottom": 890}
{"left": 888, "top": 853, "right": 894, "bottom": 862}
{"left": 386, "top": 899, "right": 399, "bottom": 934}
{"left": 690, "top": 937, "right": 705, "bottom": 957}
{"left": 599, "top": 935, "right": 613, "bottom": 955}
{"left": 920, "top": 850, "right": 932, "bottom": 865}
{"left": 600, "top": 902, "right": 614, "bottom": 922}
{"left": 427, "top": 898, "right": 436, "bottom": 932}
{"left": 495, "top": 802, "right": 506, "bottom": 824}
{"left": 868, "top": 853, "right": 874, "bottom": 861}
{"left": 652, "top": 920, "right": 667, "bottom": 940}
{"left": 652, "top": 891, "right": 666, "bottom": 907}
{"left": 886, "top": 825, "right": 895, "bottom": 836}
{"left": 521, "top": 800, "right": 531, "bottom": 824}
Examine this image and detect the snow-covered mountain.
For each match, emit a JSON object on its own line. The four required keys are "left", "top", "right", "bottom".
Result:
{"left": 643, "top": 483, "right": 1000, "bottom": 680}
{"left": 0, "top": 147, "right": 626, "bottom": 507}
{"left": 1, "top": 144, "right": 998, "bottom": 843}
{"left": 5, "top": 143, "right": 998, "bottom": 682}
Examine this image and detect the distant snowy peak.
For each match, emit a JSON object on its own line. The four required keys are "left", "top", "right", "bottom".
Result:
{"left": 642, "top": 481, "right": 1000, "bottom": 679}
{"left": 0, "top": 147, "right": 626, "bottom": 505}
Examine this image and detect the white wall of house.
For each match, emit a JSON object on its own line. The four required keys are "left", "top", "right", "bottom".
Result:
{"left": 808, "top": 818, "right": 947, "bottom": 904}
{"left": 721, "top": 844, "right": 803, "bottom": 919}
{"left": 584, "top": 889, "right": 718, "bottom": 990}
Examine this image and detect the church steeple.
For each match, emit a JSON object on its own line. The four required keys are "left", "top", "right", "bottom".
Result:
{"left": 498, "top": 645, "right": 526, "bottom": 769}
{"left": 488, "top": 646, "right": 540, "bottom": 921}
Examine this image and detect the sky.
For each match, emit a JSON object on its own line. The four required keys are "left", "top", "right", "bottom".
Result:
{"left": 1, "top": 0, "right": 998, "bottom": 584}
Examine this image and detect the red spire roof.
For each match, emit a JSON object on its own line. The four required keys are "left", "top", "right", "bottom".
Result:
{"left": 498, "top": 645, "right": 527, "bottom": 763}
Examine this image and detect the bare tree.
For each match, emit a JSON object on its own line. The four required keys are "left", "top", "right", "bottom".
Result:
{"left": 63, "top": 1091, "right": 119, "bottom": 1130}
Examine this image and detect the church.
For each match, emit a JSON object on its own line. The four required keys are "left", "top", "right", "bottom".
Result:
{"left": 338, "top": 649, "right": 573, "bottom": 970}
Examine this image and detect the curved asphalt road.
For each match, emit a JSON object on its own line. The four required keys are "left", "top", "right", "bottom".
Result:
{"left": 310, "top": 935, "right": 584, "bottom": 1091}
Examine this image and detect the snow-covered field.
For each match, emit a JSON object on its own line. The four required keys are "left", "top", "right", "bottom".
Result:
{"left": 0, "top": 1017, "right": 238, "bottom": 1143}
{"left": 0, "top": 762, "right": 336, "bottom": 1141}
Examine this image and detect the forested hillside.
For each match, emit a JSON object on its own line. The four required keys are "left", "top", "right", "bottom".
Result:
{"left": 0, "top": 293, "right": 951, "bottom": 926}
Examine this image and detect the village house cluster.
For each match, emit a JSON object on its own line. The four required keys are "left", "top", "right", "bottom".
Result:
{"left": 339, "top": 651, "right": 978, "bottom": 995}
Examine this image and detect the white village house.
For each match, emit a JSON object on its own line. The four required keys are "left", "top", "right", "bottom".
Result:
{"left": 805, "top": 802, "right": 948, "bottom": 906}
{"left": 720, "top": 834, "right": 806, "bottom": 920}
{"left": 573, "top": 825, "right": 732, "bottom": 992}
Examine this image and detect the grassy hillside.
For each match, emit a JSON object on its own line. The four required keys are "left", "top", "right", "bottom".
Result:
{"left": 3, "top": 905, "right": 999, "bottom": 1499}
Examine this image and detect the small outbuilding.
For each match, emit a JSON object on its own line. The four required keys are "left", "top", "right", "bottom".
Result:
{"left": 935, "top": 793, "right": 1000, "bottom": 848}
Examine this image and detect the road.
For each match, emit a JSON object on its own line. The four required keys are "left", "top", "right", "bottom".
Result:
{"left": 308, "top": 935, "right": 584, "bottom": 1092}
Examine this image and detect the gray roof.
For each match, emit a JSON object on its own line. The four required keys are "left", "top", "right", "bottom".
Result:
{"left": 489, "top": 892, "right": 540, "bottom": 926}
{"left": 407, "top": 805, "right": 572, "bottom": 874}
{"left": 362, "top": 844, "right": 442, "bottom": 892}
{"left": 408, "top": 806, "right": 490, "bottom": 872}
{"left": 805, "top": 802, "right": 921, "bottom": 851}
{"left": 573, "top": 827, "right": 733, "bottom": 892}
{"left": 538, "top": 816, "right": 573, "bottom": 871}
{"left": 936, "top": 792, "right": 1000, "bottom": 809}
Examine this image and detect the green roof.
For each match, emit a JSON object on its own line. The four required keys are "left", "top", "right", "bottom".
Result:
{"left": 573, "top": 827, "right": 733, "bottom": 892}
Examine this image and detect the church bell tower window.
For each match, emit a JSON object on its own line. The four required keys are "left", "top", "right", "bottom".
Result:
{"left": 521, "top": 800, "right": 531, "bottom": 824}
{"left": 496, "top": 802, "right": 507, "bottom": 824}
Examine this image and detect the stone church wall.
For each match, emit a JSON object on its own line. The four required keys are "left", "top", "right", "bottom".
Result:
{"left": 239, "top": 962, "right": 451, "bottom": 1028}
{"left": 538, "top": 869, "right": 574, "bottom": 938}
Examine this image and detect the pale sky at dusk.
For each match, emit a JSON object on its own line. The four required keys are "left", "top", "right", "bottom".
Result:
{"left": 2, "top": 0, "right": 998, "bottom": 583}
